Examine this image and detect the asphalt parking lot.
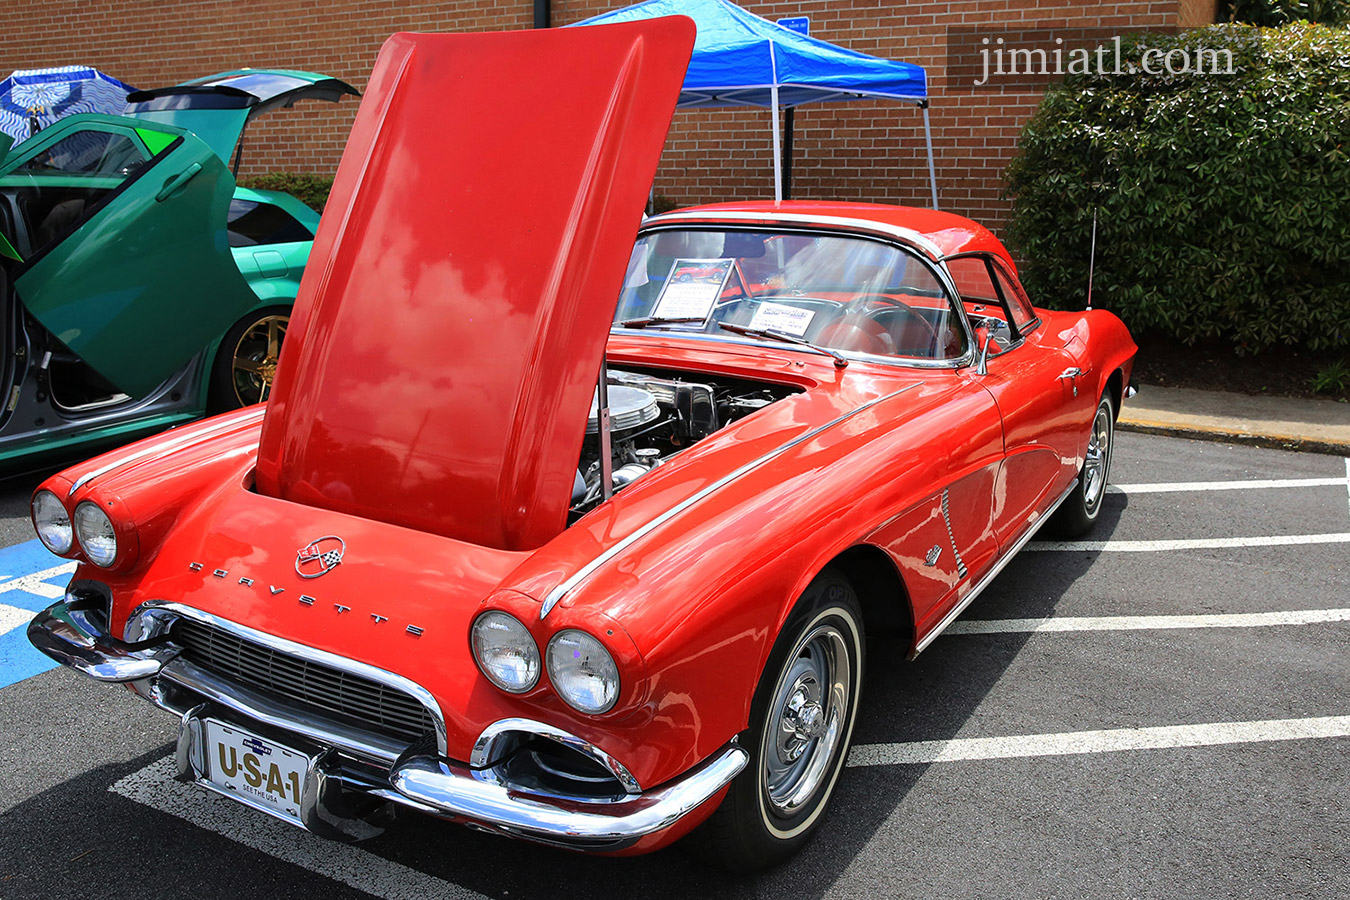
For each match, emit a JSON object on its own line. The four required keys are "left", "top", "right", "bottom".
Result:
{"left": 1, "top": 430, "right": 1346, "bottom": 900}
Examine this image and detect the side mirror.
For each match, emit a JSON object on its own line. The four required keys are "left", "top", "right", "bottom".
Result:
{"left": 975, "top": 327, "right": 992, "bottom": 376}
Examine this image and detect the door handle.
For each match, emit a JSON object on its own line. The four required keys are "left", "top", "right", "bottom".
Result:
{"left": 1057, "top": 367, "right": 1083, "bottom": 380}
{"left": 155, "top": 163, "right": 202, "bottom": 202}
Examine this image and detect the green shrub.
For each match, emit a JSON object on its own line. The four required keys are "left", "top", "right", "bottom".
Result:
{"left": 1311, "top": 358, "right": 1350, "bottom": 393}
{"left": 1220, "top": 1, "right": 1349, "bottom": 26}
{"left": 1003, "top": 24, "right": 1350, "bottom": 353}
{"left": 237, "top": 172, "right": 335, "bottom": 212}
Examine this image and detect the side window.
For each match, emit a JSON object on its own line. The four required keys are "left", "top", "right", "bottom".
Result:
{"left": 13, "top": 131, "right": 148, "bottom": 178}
{"left": 990, "top": 261, "right": 1038, "bottom": 332}
{"left": 8, "top": 129, "right": 152, "bottom": 257}
{"left": 944, "top": 255, "right": 1015, "bottom": 350}
{"left": 227, "top": 199, "right": 314, "bottom": 247}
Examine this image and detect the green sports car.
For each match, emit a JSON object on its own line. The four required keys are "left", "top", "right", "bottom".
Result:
{"left": 0, "top": 69, "right": 356, "bottom": 472}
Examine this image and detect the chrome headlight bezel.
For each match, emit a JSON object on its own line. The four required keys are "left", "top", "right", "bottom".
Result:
{"left": 546, "top": 629, "right": 621, "bottom": 715}
{"left": 471, "top": 610, "right": 541, "bottom": 694}
{"left": 73, "top": 500, "right": 119, "bottom": 567}
{"left": 31, "top": 490, "right": 73, "bottom": 555}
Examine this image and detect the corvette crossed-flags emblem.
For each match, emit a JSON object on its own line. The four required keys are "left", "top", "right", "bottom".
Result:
{"left": 295, "top": 535, "right": 346, "bottom": 579}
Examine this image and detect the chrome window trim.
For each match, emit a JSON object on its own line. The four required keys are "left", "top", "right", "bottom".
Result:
{"left": 911, "top": 479, "right": 1078, "bottom": 657}
{"left": 618, "top": 221, "right": 977, "bottom": 371}
{"left": 943, "top": 250, "right": 1043, "bottom": 348}
{"left": 471, "top": 717, "right": 642, "bottom": 794}
{"left": 541, "top": 382, "right": 921, "bottom": 619}
{"left": 942, "top": 250, "right": 1028, "bottom": 350}
{"left": 984, "top": 254, "right": 1042, "bottom": 336}
{"left": 124, "top": 599, "right": 448, "bottom": 756}
{"left": 644, "top": 210, "right": 946, "bottom": 260}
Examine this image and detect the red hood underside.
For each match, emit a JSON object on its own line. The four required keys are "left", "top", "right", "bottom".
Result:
{"left": 253, "top": 20, "right": 695, "bottom": 551}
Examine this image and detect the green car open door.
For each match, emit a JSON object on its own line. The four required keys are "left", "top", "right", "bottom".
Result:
{"left": 0, "top": 114, "right": 256, "bottom": 398}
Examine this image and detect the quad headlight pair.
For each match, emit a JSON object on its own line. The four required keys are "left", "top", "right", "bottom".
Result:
{"left": 31, "top": 490, "right": 119, "bottom": 567}
{"left": 470, "top": 610, "right": 620, "bottom": 714}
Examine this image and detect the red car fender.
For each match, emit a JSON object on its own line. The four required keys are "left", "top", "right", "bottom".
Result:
{"left": 554, "top": 373, "right": 1003, "bottom": 785}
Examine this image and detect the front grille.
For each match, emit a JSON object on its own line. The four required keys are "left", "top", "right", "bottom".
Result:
{"left": 170, "top": 617, "right": 436, "bottom": 745}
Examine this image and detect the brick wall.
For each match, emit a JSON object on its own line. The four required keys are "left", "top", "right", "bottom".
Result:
{"left": 566, "top": 0, "right": 1186, "bottom": 229}
{"left": 1, "top": 1, "right": 1195, "bottom": 231}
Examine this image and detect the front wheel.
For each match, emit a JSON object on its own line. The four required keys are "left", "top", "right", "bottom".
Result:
{"left": 1048, "top": 392, "right": 1115, "bottom": 537}
{"left": 693, "top": 570, "right": 864, "bottom": 872}
{"left": 209, "top": 307, "right": 290, "bottom": 412}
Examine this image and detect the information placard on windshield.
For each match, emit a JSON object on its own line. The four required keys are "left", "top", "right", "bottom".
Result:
{"left": 650, "top": 258, "right": 734, "bottom": 324}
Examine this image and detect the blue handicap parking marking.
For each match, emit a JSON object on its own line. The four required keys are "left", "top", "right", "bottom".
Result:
{"left": 0, "top": 539, "right": 76, "bottom": 690}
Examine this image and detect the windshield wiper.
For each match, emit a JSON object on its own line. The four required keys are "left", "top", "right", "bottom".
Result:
{"left": 616, "top": 316, "right": 707, "bottom": 329}
{"left": 717, "top": 322, "right": 849, "bottom": 368}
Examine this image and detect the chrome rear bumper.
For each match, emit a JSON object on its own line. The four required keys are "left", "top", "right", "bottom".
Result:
{"left": 28, "top": 594, "right": 746, "bottom": 849}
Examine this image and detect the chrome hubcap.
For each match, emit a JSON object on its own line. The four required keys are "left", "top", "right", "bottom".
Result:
{"left": 764, "top": 624, "right": 851, "bottom": 815}
{"left": 1083, "top": 405, "right": 1112, "bottom": 510}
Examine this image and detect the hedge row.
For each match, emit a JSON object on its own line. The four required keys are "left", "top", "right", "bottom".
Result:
{"left": 1003, "top": 24, "right": 1350, "bottom": 353}
{"left": 237, "top": 172, "right": 335, "bottom": 212}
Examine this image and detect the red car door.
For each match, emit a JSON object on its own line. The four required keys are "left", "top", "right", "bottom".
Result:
{"left": 947, "top": 254, "right": 1095, "bottom": 546}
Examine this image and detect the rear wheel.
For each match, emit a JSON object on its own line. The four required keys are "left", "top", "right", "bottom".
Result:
{"left": 1048, "top": 392, "right": 1114, "bottom": 537}
{"left": 693, "top": 570, "right": 864, "bottom": 872}
{"left": 209, "top": 307, "right": 290, "bottom": 412}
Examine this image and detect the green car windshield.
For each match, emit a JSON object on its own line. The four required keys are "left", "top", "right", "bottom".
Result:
{"left": 615, "top": 228, "right": 968, "bottom": 362}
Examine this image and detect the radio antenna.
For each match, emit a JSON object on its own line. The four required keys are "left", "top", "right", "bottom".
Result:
{"left": 1086, "top": 207, "right": 1098, "bottom": 311}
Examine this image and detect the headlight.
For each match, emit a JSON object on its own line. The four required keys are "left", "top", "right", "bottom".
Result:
{"left": 73, "top": 501, "right": 118, "bottom": 567}
{"left": 471, "top": 611, "right": 540, "bottom": 693}
{"left": 546, "top": 629, "right": 620, "bottom": 714}
{"left": 31, "top": 490, "right": 72, "bottom": 554}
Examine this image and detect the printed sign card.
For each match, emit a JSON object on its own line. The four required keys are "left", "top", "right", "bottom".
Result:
{"left": 748, "top": 301, "right": 815, "bottom": 336}
{"left": 651, "top": 258, "right": 734, "bottom": 323}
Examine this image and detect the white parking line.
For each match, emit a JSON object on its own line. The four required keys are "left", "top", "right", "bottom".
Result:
{"left": 1029, "top": 532, "right": 1350, "bottom": 552}
{"left": 1109, "top": 476, "right": 1346, "bottom": 494}
{"left": 0, "top": 561, "right": 77, "bottom": 599}
{"left": 946, "top": 609, "right": 1350, "bottom": 634}
{"left": 112, "top": 757, "right": 486, "bottom": 900}
{"left": 847, "top": 716, "right": 1350, "bottom": 766}
{"left": 1345, "top": 458, "right": 1350, "bottom": 520}
{"left": 0, "top": 603, "right": 32, "bottom": 638}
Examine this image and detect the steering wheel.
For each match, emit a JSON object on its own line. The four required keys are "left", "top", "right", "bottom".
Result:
{"left": 850, "top": 294, "right": 940, "bottom": 356}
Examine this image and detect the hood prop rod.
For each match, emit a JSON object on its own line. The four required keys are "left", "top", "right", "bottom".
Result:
{"left": 596, "top": 358, "right": 614, "bottom": 502}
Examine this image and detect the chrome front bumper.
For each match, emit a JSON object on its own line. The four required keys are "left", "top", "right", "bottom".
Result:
{"left": 28, "top": 594, "right": 748, "bottom": 850}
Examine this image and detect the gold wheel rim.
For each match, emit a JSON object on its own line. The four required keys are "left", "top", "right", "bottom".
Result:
{"left": 230, "top": 314, "right": 289, "bottom": 406}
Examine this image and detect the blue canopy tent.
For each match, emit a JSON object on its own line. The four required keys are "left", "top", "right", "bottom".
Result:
{"left": 0, "top": 66, "right": 136, "bottom": 145}
{"left": 574, "top": 0, "right": 937, "bottom": 206}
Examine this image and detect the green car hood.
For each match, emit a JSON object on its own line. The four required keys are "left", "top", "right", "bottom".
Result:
{"left": 125, "top": 69, "right": 358, "bottom": 164}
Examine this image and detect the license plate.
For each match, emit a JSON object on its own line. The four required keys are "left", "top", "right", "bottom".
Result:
{"left": 204, "top": 720, "right": 308, "bottom": 824}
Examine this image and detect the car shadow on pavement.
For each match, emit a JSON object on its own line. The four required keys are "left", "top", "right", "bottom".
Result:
{"left": 0, "top": 497, "right": 1129, "bottom": 899}
{"left": 0, "top": 744, "right": 382, "bottom": 900}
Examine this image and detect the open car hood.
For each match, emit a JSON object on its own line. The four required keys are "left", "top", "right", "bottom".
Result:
{"left": 125, "top": 69, "right": 359, "bottom": 163}
{"left": 254, "top": 20, "right": 695, "bottom": 552}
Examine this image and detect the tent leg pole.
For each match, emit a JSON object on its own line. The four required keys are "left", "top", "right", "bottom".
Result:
{"left": 771, "top": 86, "right": 783, "bottom": 202}
{"left": 921, "top": 101, "right": 938, "bottom": 210}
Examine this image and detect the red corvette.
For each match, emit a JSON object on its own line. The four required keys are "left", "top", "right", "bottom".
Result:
{"left": 27, "top": 19, "right": 1135, "bottom": 870}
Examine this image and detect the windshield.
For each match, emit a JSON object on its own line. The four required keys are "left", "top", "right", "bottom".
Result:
{"left": 614, "top": 228, "right": 968, "bottom": 362}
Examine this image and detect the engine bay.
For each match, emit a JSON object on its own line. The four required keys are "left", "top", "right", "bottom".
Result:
{"left": 570, "top": 367, "right": 802, "bottom": 518}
